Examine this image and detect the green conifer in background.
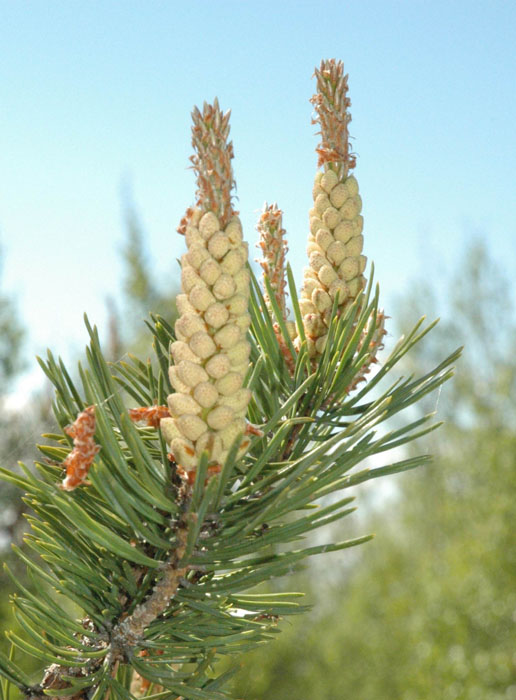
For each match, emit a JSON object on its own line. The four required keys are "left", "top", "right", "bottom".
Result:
{"left": 0, "top": 60, "right": 459, "bottom": 700}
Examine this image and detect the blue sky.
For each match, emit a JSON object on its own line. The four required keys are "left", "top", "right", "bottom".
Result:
{"left": 1, "top": 0, "right": 515, "bottom": 399}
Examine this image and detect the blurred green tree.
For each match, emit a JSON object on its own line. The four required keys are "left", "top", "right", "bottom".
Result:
{"left": 231, "top": 241, "right": 516, "bottom": 700}
{"left": 0, "top": 243, "right": 24, "bottom": 394}
{"left": 0, "top": 240, "right": 28, "bottom": 545}
{"left": 111, "top": 195, "right": 178, "bottom": 360}
{"left": 0, "top": 242, "right": 31, "bottom": 662}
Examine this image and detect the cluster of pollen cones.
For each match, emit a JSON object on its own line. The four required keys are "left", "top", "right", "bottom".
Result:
{"left": 58, "top": 60, "right": 386, "bottom": 490}
{"left": 161, "top": 207, "right": 253, "bottom": 473}
{"left": 159, "top": 59, "right": 386, "bottom": 479}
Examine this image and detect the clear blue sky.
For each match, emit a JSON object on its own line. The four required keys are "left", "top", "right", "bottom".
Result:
{"left": 1, "top": 0, "right": 515, "bottom": 399}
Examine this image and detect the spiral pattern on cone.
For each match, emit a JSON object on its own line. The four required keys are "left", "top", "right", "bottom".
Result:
{"left": 161, "top": 208, "right": 251, "bottom": 471}
{"left": 299, "top": 169, "right": 367, "bottom": 357}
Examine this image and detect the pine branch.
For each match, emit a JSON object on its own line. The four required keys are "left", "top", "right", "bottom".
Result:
{"left": 0, "top": 60, "right": 461, "bottom": 700}
{"left": 110, "top": 513, "right": 190, "bottom": 651}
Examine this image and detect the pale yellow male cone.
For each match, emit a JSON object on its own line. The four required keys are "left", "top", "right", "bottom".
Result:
{"left": 161, "top": 209, "right": 252, "bottom": 472}
{"left": 299, "top": 59, "right": 367, "bottom": 359}
{"left": 300, "top": 169, "right": 367, "bottom": 357}
{"left": 161, "top": 100, "right": 252, "bottom": 474}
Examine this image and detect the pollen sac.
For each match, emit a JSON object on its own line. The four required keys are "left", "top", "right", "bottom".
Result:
{"left": 208, "top": 232, "right": 230, "bottom": 260}
{"left": 214, "top": 323, "right": 241, "bottom": 348}
{"left": 326, "top": 240, "right": 347, "bottom": 265}
{"left": 219, "top": 418, "right": 247, "bottom": 450}
{"left": 182, "top": 265, "right": 206, "bottom": 293}
{"left": 234, "top": 314, "right": 251, "bottom": 333}
{"left": 175, "top": 313, "right": 205, "bottom": 340}
{"left": 329, "top": 183, "right": 349, "bottom": 209}
{"left": 307, "top": 240, "right": 324, "bottom": 257}
{"left": 199, "top": 258, "right": 221, "bottom": 285}
{"left": 314, "top": 193, "right": 331, "bottom": 215}
{"left": 320, "top": 169, "right": 338, "bottom": 193}
{"left": 313, "top": 182, "right": 324, "bottom": 199}
{"left": 216, "top": 372, "right": 243, "bottom": 396}
{"left": 340, "top": 197, "right": 360, "bottom": 220}
{"left": 346, "top": 175, "right": 359, "bottom": 197}
{"left": 312, "top": 287, "right": 332, "bottom": 312}
{"left": 309, "top": 252, "right": 327, "bottom": 272}
{"left": 170, "top": 437, "right": 197, "bottom": 470}
{"left": 310, "top": 216, "right": 324, "bottom": 235}
{"left": 322, "top": 207, "right": 340, "bottom": 230}
{"left": 189, "top": 331, "right": 217, "bottom": 359}
{"left": 286, "top": 321, "right": 297, "bottom": 339}
{"left": 195, "top": 431, "right": 223, "bottom": 461}
{"left": 207, "top": 405, "right": 234, "bottom": 430}
{"left": 176, "top": 360, "right": 209, "bottom": 388}
{"left": 354, "top": 215, "right": 364, "bottom": 236}
{"left": 169, "top": 366, "right": 191, "bottom": 393}
{"left": 345, "top": 235, "right": 364, "bottom": 257}
{"left": 316, "top": 228, "right": 334, "bottom": 251}
{"left": 304, "top": 313, "right": 325, "bottom": 337}
{"left": 303, "top": 277, "right": 319, "bottom": 299}
{"left": 213, "top": 274, "right": 236, "bottom": 300}
{"left": 187, "top": 244, "right": 210, "bottom": 270}
{"left": 185, "top": 226, "right": 203, "bottom": 248}
{"left": 167, "top": 393, "right": 201, "bottom": 417}
{"left": 225, "top": 294, "right": 247, "bottom": 315}
{"left": 220, "top": 248, "right": 245, "bottom": 275}
{"left": 189, "top": 285, "right": 216, "bottom": 312}
{"left": 193, "top": 382, "right": 219, "bottom": 408}
{"left": 315, "top": 334, "right": 328, "bottom": 353}
{"left": 348, "top": 276, "right": 365, "bottom": 297}
{"left": 171, "top": 341, "right": 202, "bottom": 365}
{"left": 226, "top": 341, "right": 250, "bottom": 366}
{"left": 204, "top": 302, "right": 230, "bottom": 328}
{"left": 160, "top": 417, "right": 182, "bottom": 444}
{"left": 328, "top": 278, "right": 349, "bottom": 300}
{"left": 334, "top": 221, "right": 354, "bottom": 243}
{"left": 299, "top": 299, "right": 317, "bottom": 316}
{"left": 199, "top": 211, "right": 220, "bottom": 240}
{"left": 176, "top": 294, "right": 196, "bottom": 316}
{"left": 176, "top": 414, "right": 208, "bottom": 441}
{"left": 234, "top": 269, "right": 250, "bottom": 296}
{"left": 218, "top": 388, "right": 252, "bottom": 413}
{"left": 339, "top": 257, "right": 360, "bottom": 281}
{"left": 318, "top": 264, "right": 338, "bottom": 287}
{"left": 205, "top": 353, "right": 231, "bottom": 379}
{"left": 225, "top": 217, "right": 243, "bottom": 245}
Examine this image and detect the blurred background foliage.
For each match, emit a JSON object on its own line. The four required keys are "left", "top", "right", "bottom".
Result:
{"left": 0, "top": 215, "right": 514, "bottom": 698}
{"left": 230, "top": 241, "right": 516, "bottom": 699}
